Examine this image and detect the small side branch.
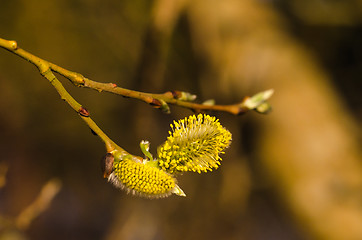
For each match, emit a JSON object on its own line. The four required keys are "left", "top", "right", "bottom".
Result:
{"left": 0, "top": 37, "right": 123, "bottom": 153}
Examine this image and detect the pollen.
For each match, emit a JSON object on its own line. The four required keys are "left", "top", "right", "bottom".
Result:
{"left": 157, "top": 114, "right": 232, "bottom": 174}
{"left": 109, "top": 158, "right": 179, "bottom": 198}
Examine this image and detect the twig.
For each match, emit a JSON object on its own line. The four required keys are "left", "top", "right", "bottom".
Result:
{"left": 0, "top": 36, "right": 273, "bottom": 158}
{"left": 0, "top": 37, "right": 273, "bottom": 199}
{"left": 0, "top": 37, "right": 125, "bottom": 153}
{"left": 15, "top": 179, "right": 62, "bottom": 230}
{"left": 0, "top": 37, "right": 272, "bottom": 115}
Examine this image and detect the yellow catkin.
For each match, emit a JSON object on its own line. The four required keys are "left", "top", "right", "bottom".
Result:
{"left": 157, "top": 114, "right": 232, "bottom": 174}
{"left": 108, "top": 158, "right": 178, "bottom": 198}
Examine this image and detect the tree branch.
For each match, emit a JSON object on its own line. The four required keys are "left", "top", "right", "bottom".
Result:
{"left": 0, "top": 37, "right": 123, "bottom": 153}
{"left": 0, "top": 37, "right": 273, "bottom": 115}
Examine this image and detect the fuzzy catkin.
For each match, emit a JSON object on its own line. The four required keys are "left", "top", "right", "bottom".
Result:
{"left": 157, "top": 114, "right": 232, "bottom": 174}
{"left": 109, "top": 158, "right": 177, "bottom": 198}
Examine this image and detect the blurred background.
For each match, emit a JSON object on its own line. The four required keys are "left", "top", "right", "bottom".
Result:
{"left": 0, "top": 0, "right": 361, "bottom": 239}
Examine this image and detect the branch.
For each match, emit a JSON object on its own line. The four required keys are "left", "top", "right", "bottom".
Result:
{"left": 0, "top": 37, "right": 273, "bottom": 115}
{"left": 0, "top": 37, "right": 273, "bottom": 198}
{"left": 15, "top": 179, "right": 62, "bottom": 230}
{"left": 0, "top": 37, "right": 125, "bottom": 153}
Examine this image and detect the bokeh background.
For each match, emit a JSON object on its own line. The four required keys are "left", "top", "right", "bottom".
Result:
{"left": 0, "top": 0, "right": 361, "bottom": 239}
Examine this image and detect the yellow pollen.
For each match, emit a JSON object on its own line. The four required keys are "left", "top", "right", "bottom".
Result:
{"left": 157, "top": 114, "right": 232, "bottom": 174}
{"left": 111, "top": 158, "right": 177, "bottom": 198}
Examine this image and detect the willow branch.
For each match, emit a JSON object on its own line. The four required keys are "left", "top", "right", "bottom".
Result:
{"left": 0, "top": 37, "right": 273, "bottom": 115}
{"left": 41, "top": 68, "right": 119, "bottom": 152}
{"left": 0, "top": 37, "right": 125, "bottom": 153}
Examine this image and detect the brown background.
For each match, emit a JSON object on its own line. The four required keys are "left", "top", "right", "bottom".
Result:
{"left": 0, "top": 0, "right": 361, "bottom": 239}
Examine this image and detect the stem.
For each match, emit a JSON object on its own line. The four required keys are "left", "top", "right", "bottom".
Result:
{"left": 0, "top": 37, "right": 266, "bottom": 115}
{"left": 39, "top": 64, "right": 120, "bottom": 152}
{"left": 0, "top": 37, "right": 273, "bottom": 147}
{"left": 0, "top": 37, "right": 122, "bottom": 153}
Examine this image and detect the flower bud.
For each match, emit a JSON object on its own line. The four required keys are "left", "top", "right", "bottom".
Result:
{"left": 101, "top": 153, "right": 114, "bottom": 178}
